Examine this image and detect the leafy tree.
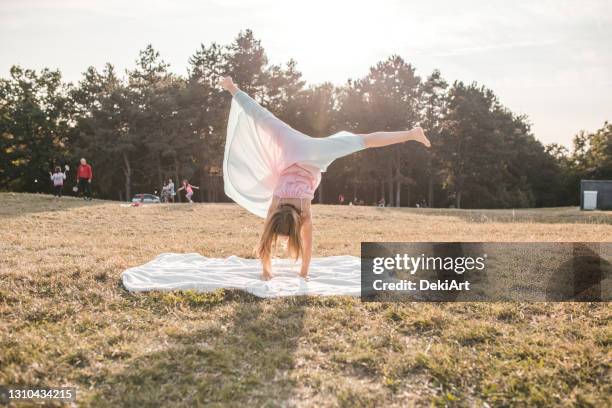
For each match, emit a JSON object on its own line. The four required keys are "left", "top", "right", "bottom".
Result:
{"left": 419, "top": 70, "right": 448, "bottom": 207}
{"left": 0, "top": 66, "right": 72, "bottom": 192}
{"left": 339, "top": 56, "right": 421, "bottom": 206}
{"left": 187, "top": 42, "right": 227, "bottom": 202}
{"left": 572, "top": 122, "right": 612, "bottom": 179}
{"left": 71, "top": 64, "right": 137, "bottom": 200}
{"left": 223, "top": 30, "right": 269, "bottom": 97}
{"left": 127, "top": 45, "right": 173, "bottom": 195}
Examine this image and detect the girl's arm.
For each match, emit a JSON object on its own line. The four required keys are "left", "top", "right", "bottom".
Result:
{"left": 221, "top": 76, "right": 275, "bottom": 125}
{"left": 299, "top": 203, "right": 313, "bottom": 278}
{"left": 192, "top": 186, "right": 199, "bottom": 189}
{"left": 261, "top": 197, "right": 280, "bottom": 279}
{"left": 262, "top": 256, "right": 272, "bottom": 280}
{"left": 220, "top": 76, "right": 239, "bottom": 96}
{"left": 177, "top": 186, "right": 184, "bottom": 191}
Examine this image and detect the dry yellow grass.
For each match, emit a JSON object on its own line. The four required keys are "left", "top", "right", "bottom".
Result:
{"left": 0, "top": 193, "right": 610, "bottom": 407}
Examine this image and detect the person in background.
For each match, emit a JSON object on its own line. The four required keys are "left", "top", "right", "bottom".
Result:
{"left": 49, "top": 166, "right": 66, "bottom": 199}
{"left": 338, "top": 194, "right": 345, "bottom": 205}
{"left": 177, "top": 179, "right": 199, "bottom": 203}
{"left": 76, "top": 158, "right": 93, "bottom": 200}
{"left": 378, "top": 197, "right": 386, "bottom": 207}
{"left": 167, "top": 178, "right": 176, "bottom": 203}
{"left": 161, "top": 181, "right": 170, "bottom": 203}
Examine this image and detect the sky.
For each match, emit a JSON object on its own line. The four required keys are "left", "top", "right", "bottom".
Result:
{"left": 1, "top": 0, "right": 610, "bottom": 147}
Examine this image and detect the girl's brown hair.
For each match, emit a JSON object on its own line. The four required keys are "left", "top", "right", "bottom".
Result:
{"left": 256, "top": 203, "right": 303, "bottom": 265}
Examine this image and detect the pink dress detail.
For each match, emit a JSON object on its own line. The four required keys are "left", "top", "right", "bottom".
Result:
{"left": 273, "top": 164, "right": 321, "bottom": 199}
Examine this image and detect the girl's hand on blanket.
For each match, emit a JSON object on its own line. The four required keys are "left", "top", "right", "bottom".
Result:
{"left": 261, "top": 268, "right": 273, "bottom": 281}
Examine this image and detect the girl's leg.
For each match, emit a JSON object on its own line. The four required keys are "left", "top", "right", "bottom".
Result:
{"left": 359, "top": 127, "right": 430, "bottom": 149}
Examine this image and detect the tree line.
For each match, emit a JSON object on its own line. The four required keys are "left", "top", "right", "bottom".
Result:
{"left": 1, "top": 30, "right": 610, "bottom": 207}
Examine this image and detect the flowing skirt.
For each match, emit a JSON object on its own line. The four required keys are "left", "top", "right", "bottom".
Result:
{"left": 223, "top": 90, "right": 365, "bottom": 218}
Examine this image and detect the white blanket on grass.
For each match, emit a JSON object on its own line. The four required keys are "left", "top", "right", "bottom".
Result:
{"left": 121, "top": 253, "right": 361, "bottom": 298}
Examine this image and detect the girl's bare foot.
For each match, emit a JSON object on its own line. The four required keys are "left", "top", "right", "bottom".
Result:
{"left": 298, "top": 271, "right": 309, "bottom": 280}
{"left": 261, "top": 269, "right": 273, "bottom": 281}
{"left": 411, "top": 127, "right": 431, "bottom": 147}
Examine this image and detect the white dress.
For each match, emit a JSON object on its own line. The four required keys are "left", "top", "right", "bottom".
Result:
{"left": 223, "top": 90, "right": 365, "bottom": 218}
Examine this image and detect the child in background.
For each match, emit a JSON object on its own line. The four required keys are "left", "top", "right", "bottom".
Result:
{"left": 177, "top": 180, "right": 199, "bottom": 203}
{"left": 167, "top": 178, "right": 176, "bottom": 203}
{"left": 49, "top": 166, "right": 66, "bottom": 199}
{"left": 161, "top": 181, "right": 170, "bottom": 203}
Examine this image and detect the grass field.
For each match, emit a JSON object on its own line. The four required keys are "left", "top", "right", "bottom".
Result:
{"left": 1, "top": 192, "right": 610, "bottom": 407}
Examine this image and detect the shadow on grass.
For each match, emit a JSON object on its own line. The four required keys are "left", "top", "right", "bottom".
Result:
{"left": 90, "top": 292, "right": 306, "bottom": 407}
{"left": 547, "top": 243, "right": 611, "bottom": 301}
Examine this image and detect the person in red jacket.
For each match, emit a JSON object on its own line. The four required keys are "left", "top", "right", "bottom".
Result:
{"left": 76, "top": 158, "right": 93, "bottom": 200}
